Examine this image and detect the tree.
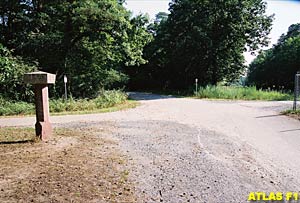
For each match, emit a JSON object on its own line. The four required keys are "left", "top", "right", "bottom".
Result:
{"left": 277, "top": 23, "right": 300, "bottom": 45}
{"left": 247, "top": 24, "right": 300, "bottom": 90}
{"left": 134, "top": 0, "right": 273, "bottom": 90}
{"left": 0, "top": 0, "right": 152, "bottom": 98}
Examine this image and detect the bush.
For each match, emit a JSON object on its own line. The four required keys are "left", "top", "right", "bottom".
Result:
{"left": 195, "top": 86, "right": 292, "bottom": 101}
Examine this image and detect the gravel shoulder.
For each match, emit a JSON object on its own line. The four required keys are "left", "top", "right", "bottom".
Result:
{"left": 1, "top": 92, "right": 300, "bottom": 202}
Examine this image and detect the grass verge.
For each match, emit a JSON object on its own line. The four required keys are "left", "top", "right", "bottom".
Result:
{"left": 51, "top": 100, "right": 139, "bottom": 116}
{"left": 0, "top": 90, "right": 138, "bottom": 116}
{"left": 194, "top": 86, "right": 292, "bottom": 101}
{"left": 281, "top": 109, "right": 300, "bottom": 120}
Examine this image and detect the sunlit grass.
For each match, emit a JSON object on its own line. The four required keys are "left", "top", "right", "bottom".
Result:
{"left": 0, "top": 90, "right": 135, "bottom": 116}
{"left": 194, "top": 86, "right": 292, "bottom": 101}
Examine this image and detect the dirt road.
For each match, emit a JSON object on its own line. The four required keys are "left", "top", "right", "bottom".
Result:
{"left": 1, "top": 93, "right": 300, "bottom": 202}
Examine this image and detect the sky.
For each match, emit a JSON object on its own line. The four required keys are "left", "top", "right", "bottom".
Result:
{"left": 124, "top": 0, "right": 300, "bottom": 64}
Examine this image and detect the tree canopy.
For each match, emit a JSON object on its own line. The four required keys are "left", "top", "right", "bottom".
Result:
{"left": 0, "top": 0, "right": 151, "bottom": 98}
{"left": 129, "top": 0, "right": 273, "bottom": 90}
{"left": 247, "top": 23, "right": 300, "bottom": 90}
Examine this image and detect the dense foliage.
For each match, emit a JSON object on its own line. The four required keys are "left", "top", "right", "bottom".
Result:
{"left": 0, "top": 0, "right": 151, "bottom": 98}
{"left": 247, "top": 24, "right": 300, "bottom": 90}
{"left": 128, "top": 0, "right": 273, "bottom": 90}
{"left": 0, "top": 43, "right": 36, "bottom": 101}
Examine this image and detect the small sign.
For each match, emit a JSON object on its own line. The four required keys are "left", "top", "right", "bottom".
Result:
{"left": 64, "top": 75, "right": 68, "bottom": 83}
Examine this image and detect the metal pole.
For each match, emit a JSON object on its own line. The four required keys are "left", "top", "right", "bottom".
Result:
{"left": 195, "top": 78, "right": 198, "bottom": 95}
{"left": 293, "top": 73, "right": 300, "bottom": 111}
{"left": 64, "top": 83, "right": 67, "bottom": 100}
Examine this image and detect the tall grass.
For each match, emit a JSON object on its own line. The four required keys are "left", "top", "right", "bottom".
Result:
{"left": 194, "top": 86, "right": 292, "bottom": 101}
{"left": 0, "top": 90, "right": 128, "bottom": 116}
{"left": 49, "top": 90, "right": 128, "bottom": 112}
{"left": 0, "top": 97, "right": 35, "bottom": 116}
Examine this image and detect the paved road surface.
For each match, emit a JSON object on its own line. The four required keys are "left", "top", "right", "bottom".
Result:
{"left": 1, "top": 93, "right": 300, "bottom": 202}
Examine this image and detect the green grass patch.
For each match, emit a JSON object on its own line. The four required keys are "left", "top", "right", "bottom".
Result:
{"left": 0, "top": 97, "right": 35, "bottom": 116}
{"left": 282, "top": 109, "right": 300, "bottom": 115}
{"left": 0, "top": 127, "right": 36, "bottom": 143}
{"left": 281, "top": 109, "right": 300, "bottom": 120}
{"left": 194, "top": 86, "right": 292, "bottom": 101}
{"left": 0, "top": 90, "right": 135, "bottom": 116}
{"left": 51, "top": 100, "right": 139, "bottom": 116}
{"left": 283, "top": 109, "right": 300, "bottom": 114}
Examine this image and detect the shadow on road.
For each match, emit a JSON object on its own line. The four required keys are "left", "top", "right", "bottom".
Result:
{"left": 280, "top": 129, "right": 300, "bottom": 133}
{"left": 128, "top": 92, "right": 175, "bottom": 101}
{"left": 0, "top": 139, "right": 35, "bottom": 145}
{"left": 255, "top": 114, "right": 285, "bottom": 118}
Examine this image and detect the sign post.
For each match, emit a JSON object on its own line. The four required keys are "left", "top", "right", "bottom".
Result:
{"left": 293, "top": 72, "right": 300, "bottom": 111}
{"left": 195, "top": 78, "right": 198, "bottom": 95}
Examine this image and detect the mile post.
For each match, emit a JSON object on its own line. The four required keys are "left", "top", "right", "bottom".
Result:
{"left": 24, "top": 71, "right": 56, "bottom": 141}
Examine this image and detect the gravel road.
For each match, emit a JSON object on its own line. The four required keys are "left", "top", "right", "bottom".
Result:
{"left": 1, "top": 92, "right": 300, "bottom": 202}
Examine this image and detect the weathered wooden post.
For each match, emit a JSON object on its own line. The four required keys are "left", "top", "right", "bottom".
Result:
{"left": 24, "top": 71, "right": 56, "bottom": 141}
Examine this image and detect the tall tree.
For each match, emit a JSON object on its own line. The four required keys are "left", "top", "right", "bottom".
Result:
{"left": 247, "top": 23, "right": 300, "bottom": 90}
{"left": 136, "top": 0, "right": 273, "bottom": 89}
